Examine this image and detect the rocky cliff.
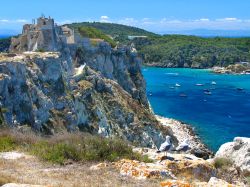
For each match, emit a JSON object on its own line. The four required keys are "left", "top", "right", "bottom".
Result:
{"left": 1, "top": 16, "right": 179, "bottom": 148}
{"left": 1, "top": 37, "right": 174, "bottom": 148}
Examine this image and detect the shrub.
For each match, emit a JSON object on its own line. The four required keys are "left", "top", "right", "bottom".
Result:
{"left": 0, "top": 130, "right": 152, "bottom": 165}
{"left": 35, "top": 48, "right": 46, "bottom": 52}
{"left": 0, "top": 136, "right": 17, "bottom": 152}
{"left": 213, "top": 157, "right": 233, "bottom": 169}
{"left": 31, "top": 141, "right": 83, "bottom": 164}
{"left": 78, "top": 26, "right": 116, "bottom": 48}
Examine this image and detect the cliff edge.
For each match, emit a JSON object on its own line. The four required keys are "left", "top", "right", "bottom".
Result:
{"left": 0, "top": 16, "right": 174, "bottom": 148}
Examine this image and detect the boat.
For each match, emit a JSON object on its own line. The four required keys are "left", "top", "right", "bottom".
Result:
{"left": 169, "top": 86, "right": 175, "bottom": 89}
{"left": 179, "top": 93, "right": 187, "bottom": 97}
{"left": 237, "top": 88, "right": 244, "bottom": 91}
{"left": 211, "top": 81, "right": 217, "bottom": 85}
{"left": 204, "top": 91, "right": 212, "bottom": 95}
{"left": 196, "top": 83, "right": 204, "bottom": 86}
{"left": 175, "top": 83, "right": 181, "bottom": 87}
{"left": 149, "top": 93, "right": 153, "bottom": 96}
{"left": 165, "top": 73, "right": 179, "bottom": 76}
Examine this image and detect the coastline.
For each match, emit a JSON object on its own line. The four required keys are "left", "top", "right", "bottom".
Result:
{"left": 155, "top": 115, "right": 213, "bottom": 158}
{"left": 143, "top": 64, "right": 250, "bottom": 75}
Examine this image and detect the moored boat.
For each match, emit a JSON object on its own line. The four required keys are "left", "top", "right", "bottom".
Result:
{"left": 204, "top": 91, "right": 212, "bottom": 95}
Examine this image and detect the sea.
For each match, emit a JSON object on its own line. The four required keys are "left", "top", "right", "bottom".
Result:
{"left": 143, "top": 67, "right": 250, "bottom": 152}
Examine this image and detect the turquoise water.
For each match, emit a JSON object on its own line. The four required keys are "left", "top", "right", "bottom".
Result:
{"left": 143, "top": 67, "right": 250, "bottom": 151}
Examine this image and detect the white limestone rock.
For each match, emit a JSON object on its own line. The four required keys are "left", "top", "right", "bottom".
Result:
{"left": 0, "top": 152, "right": 26, "bottom": 160}
{"left": 215, "top": 137, "right": 250, "bottom": 172}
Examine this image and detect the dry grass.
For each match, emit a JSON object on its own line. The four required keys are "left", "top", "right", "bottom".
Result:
{"left": 0, "top": 129, "right": 159, "bottom": 186}
{"left": 0, "top": 156, "right": 159, "bottom": 187}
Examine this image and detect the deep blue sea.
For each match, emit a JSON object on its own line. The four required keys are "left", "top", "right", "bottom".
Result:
{"left": 143, "top": 67, "right": 250, "bottom": 151}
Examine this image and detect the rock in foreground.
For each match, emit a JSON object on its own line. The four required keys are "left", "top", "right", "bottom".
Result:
{"left": 215, "top": 137, "right": 250, "bottom": 173}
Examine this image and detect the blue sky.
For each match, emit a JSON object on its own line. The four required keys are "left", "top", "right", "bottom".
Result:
{"left": 0, "top": 0, "right": 250, "bottom": 34}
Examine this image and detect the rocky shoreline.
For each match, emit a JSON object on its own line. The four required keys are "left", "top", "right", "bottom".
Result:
{"left": 155, "top": 115, "right": 213, "bottom": 159}
{"left": 212, "top": 65, "right": 250, "bottom": 75}
{"left": 144, "top": 64, "right": 250, "bottom": 75}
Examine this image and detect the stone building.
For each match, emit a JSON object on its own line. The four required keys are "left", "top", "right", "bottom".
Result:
{"left": 9, "top": 16, "right": 79, "bottom": 52}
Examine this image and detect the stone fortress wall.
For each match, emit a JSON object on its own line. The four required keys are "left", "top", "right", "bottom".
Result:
{"left": 9, "top": 16, "right": 81, "bottom": 53}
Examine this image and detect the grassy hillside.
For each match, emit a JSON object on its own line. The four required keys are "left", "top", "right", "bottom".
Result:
{"left": 77, "top": 26, "right": 117, "bottom": 47}
{"left": 67, "top": 22, "right": 158, "bottom": 44}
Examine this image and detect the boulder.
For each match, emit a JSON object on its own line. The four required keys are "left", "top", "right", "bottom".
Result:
{"left": 0, "top": 152, "right": 26, "bottom": 160}
{"left": 215, "top": 137, "right": 250, "bottom": 173}
{"left": 89, "top": 162, "right": 108, "bottom": 170}
{"left": 114, "top": 159, "right": 176, "bottom": 180}
{"left": 163, "top": 159, "right": 216, "bottom": 182}
{"left": 160, "top": 177, "right": 241, "bottom": 187}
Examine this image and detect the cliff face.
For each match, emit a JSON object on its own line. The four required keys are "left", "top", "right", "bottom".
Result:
{"left": 0, "top": 16, "right": 177, "bottom": 148}
{"left": 73, "top": 43, "right": 148, "bottom": 107}
{"left": 0, "top": 43, "right": 172, "bottom": 148}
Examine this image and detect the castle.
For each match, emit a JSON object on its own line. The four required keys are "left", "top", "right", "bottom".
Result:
{"left": 10, "top": 16, "right": 81, "bottom": 52}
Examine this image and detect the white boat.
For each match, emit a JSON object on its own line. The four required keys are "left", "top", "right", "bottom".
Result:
{"left": 175, "top": 83, "right": 181, "bottom": 87}
{"left": 179, "top": 93, "right": 187, "bottom": 97}
{"left": 196, "top": 83, "right": 204, "bottom": 86}
{"left": 204, "top": 91, "right": 212, "bottom": 95}
{"left": 211, "top": 81, "right": 217, "bottom": 85}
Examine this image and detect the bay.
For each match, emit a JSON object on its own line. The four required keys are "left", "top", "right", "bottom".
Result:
{"left": 143, "top": 67, "right": 250, "bottom": 151}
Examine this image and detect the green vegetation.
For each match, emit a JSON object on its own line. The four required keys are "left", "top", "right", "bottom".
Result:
{"left": 138, "top": 35, "right": 250, "bottom": 68}
{"left": 35, "top": 48, "right": 46, "bottom": 52}
{"left": 68, "top": 22, "right": 250, "bottom": 68}
{"left": 0, "top": 37, "right": 11, "bottom": 52}
{"left": 0, "top": 136, "right": 16, "bottom": 152}
{"left": 0, "top": 108, "right": 8, "bottom": 126}
{"left": 67, "top": 22, "right": 157, "bottom": 44}
{"left": 0, "top": 130, "right": 152, "bottom": 165}
{"left": 213, "top": 157, "right": 233, "bottom": 170}
{"left": 78, "top": 26, "right": 117, "bottom": 48}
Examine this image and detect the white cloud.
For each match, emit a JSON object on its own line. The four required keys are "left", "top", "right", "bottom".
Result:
{"left": 1, "top": 16, "right": 250, "bottom": 34}
{"left": 57, "top": 20, "right": 73, "bottom": 25}
{"left": 0, "top": 19, "right": 29, "bottom": 24}
{"left": 216, "top": 17, "right": 241, "bottom": 22}
{"left": 0, "top": 19, "right": 9, "bottom": 23}
{"left": 198, "top": 18, "right": 210, "bottom": 22}
{"left": 100, "top": 16, "right": 110, "bottom": 23}
{"left": 101, "top": 16, "right": 109, "bottom": 20}
{"left": 118, "top": 18, "right": 138, "bottom": 26}
{"left": 16, "top": 19, "right": 28, "bottom": 23}
{"left": 224, "top": 17, "right": 238, "bottom": 21}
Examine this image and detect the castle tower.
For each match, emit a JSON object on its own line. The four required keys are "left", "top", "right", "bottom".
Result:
{"left": 37, "top": 17, "right": 55, "bottom": 30}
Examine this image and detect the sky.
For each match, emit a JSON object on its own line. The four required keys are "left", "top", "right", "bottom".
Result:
{"left": 0, "top": 0, "right": 250, "bottom": 35}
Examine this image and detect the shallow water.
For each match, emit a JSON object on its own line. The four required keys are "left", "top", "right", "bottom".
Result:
{"left": 143, "top": 67, "right": 250, "bottom": 151}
